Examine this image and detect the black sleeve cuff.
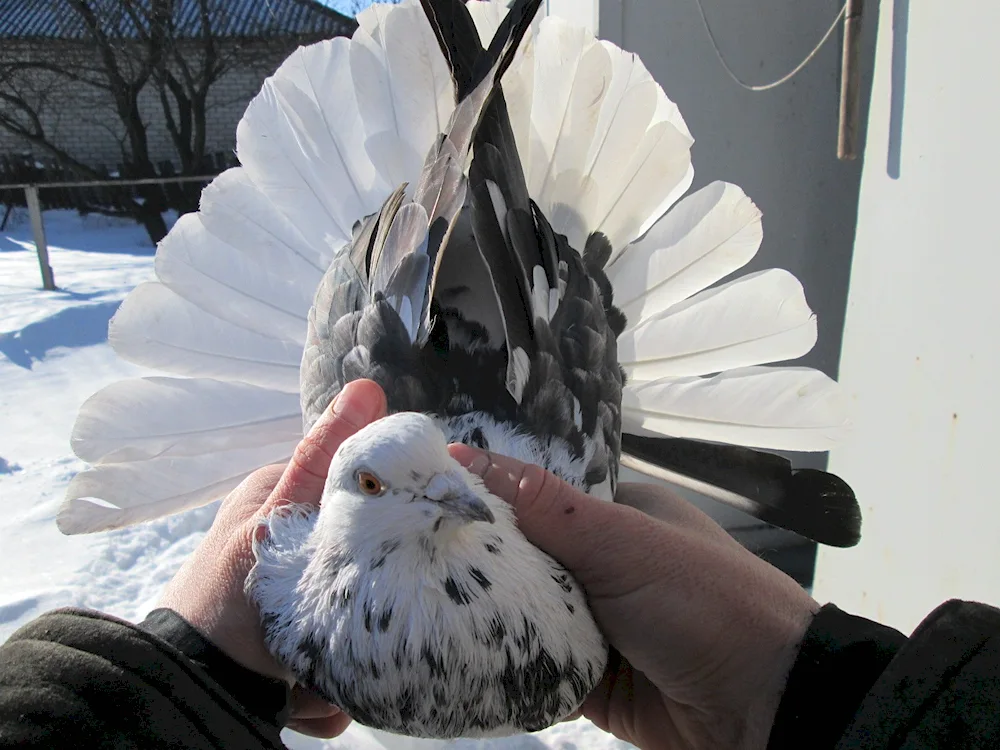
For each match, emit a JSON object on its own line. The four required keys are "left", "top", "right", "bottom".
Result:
{"left": 0, "top": 608, "right": 287, "bottom": 749}
{"left": 767, "top": 603, "right": 907, "bottom": 750}
{"left": 836, "top": 599, "right": 1000, "bottom": 748}
{"left": 139, "top": 608, "right": 291, "bottom": 728}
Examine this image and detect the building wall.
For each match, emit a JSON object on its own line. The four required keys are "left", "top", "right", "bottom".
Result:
{"left": 594, "top": 0, "right": 879, "bottom": 542}
{"left": 813, "top": 0, "right": 1000, "bottom": 633}
{"left": 0, "top": 39, "right": 297, "bottom": 171}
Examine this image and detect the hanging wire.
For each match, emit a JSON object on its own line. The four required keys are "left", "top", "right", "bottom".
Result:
{"left": 693, "top": 0, "right": 848, "bottom": 92}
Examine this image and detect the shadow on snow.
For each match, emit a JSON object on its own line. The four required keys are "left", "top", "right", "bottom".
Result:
{"left": 0, "top": 300, "right": 120, "bottom": 368}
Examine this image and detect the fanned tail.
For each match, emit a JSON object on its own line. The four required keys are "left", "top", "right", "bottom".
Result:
{"left": 62, "top": 1, "right": 859, "bottom": 548}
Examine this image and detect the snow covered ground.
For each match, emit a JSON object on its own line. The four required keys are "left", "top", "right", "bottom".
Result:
{"left": 0, "top": 209, "right": 632, "bottom": 750}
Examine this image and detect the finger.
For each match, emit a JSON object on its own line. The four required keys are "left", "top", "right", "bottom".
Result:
{"left": 215, "top": 464, "right": 287, "bottom": 525}
{"left": 266, "top": 379, "right": 387, "bottom": 512}
{"left": 579, "top": 646, "right": 631, "bottom": 733}
{"left": 449, "top": 444, "right": 660, "bottom": 580}
{"left": 289, "top": 684, "right": 342, "bottom": 720}
{"left": 615, "top": 482, "right": 732, "bottom": 541}
{"left": 286, "top": 712, "right": 353, "bottom": 738}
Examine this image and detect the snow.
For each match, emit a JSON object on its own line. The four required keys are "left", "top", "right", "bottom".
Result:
{"left": 0, "top": 209, "right": 634, "bottom": 750}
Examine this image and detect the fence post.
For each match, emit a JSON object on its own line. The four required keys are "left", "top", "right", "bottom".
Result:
{"left": 24, "top": 185, "right": 55, "bottom": 291}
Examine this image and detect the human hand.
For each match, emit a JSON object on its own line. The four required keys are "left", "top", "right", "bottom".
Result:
{"left": 449, "top": 446, "right": 819, "bottom": 750}
{"left": 158, "top": 379, "right": 388, "bottom": 738}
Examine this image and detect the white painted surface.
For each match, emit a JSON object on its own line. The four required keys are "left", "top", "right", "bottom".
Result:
{"left": 813, "top": 0, "right": 1000, "bottom": 633}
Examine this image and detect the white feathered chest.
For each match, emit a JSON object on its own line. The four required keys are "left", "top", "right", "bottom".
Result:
{"left": 247, "top": 413, "right": 607, "bottom": 738}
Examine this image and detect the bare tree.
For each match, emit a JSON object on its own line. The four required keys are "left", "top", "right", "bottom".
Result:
{"left": 0, "top": 1, "right": 170, "bottom": 240}
{"left": 0, "top": 0, "right": 344, "bottom": 242}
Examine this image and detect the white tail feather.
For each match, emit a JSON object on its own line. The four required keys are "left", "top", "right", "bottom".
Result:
{"left": 269, "top": 39, "right": 386, "bottom": 228}
{"left": 609, "top": 181, "right": 763, "bottom": 324}
{"left": 621, "top": 366, "right": 850, "bottom": 451}
{"left": 351, "top": 1, "right": 455, "bottom": 188}
{"left": 523, "top": 18, "right": 693, "bottom": 251}
{"left": 527, "top": 24, "right": 610, "bottom": 215}
{"left": 199, "top": 168, "right": 329, "bottom": 274}
{"left": 155, "top": 206, "right": 316, "bottom": 345}
{"left": 71, "top": 377, "right": 301, "bottom": 464}
{"left": 618, "top": 269, "right": 817, "bottom": 381}
{"left": 592, "top": 120, "right": 693, "bottom": 253}
{"left": 62, "top": 376, "right": 300, "bottom": 535}
{"left": 60, "top": 443, "right": 293, "bottom": 535}
{"left": 109, "top": 283, "right": 302, "bottom": 392}
{"left": 237, "top": 46, "right": 377, "bottom": 254}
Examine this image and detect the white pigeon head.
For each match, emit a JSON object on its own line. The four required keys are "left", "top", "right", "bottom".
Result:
{"left": 318, "top": 412, "right": 499, "bottom": 543}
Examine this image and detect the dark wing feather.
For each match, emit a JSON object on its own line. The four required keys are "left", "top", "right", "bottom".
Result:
{"left": 467, "top": 79, "right": 624, "bottom": 491}
{"left": 620, "top": 434, "right": 862, "bottom": 548}
{"left": 418, "top": 0, "right": 481, "bottom": 98}
{"left": 302, "top": 0, "right": 544, "bottom": 424}
{"left": 523, "top": 210, "right": 623, "bottom": 492}
{"left": 469, "top": 178, "right": 534, "bottom": 399}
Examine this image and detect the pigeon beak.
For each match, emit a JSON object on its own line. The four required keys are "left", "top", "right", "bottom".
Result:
{"left": 433, "top": 490, "right": 495, "bottom": 525}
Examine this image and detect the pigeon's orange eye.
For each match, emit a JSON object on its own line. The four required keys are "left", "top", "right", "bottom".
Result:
{"left": 357, "top": 471, "right": 384, "bottom": 496}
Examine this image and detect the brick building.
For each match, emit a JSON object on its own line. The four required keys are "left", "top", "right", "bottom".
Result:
{"left": 0, "top": 0, "right": 356, "bottom": 173}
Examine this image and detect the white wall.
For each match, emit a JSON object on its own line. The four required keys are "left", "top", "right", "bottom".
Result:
{"left": 813, "top": 0, "right": 1000, "bottom": 633}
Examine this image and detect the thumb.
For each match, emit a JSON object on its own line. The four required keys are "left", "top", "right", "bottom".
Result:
{"left": 263, "top": 379, "right": 387, "bottom": 514}
{"left": 448, "top": 444, "right": 666, "bottom": 594}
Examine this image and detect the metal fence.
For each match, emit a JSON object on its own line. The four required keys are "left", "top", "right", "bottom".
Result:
{"left": 0, "top": 174, "right": 217, "bottom": 290}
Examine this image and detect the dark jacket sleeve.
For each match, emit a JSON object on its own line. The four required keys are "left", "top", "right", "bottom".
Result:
{"left": 0, "top": 607, "right": 290, "bottom": 749}
{"left": 769, "top": 599, "right": 1000, "bottom": 750}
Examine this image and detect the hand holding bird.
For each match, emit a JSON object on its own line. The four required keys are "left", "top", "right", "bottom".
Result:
{"left": 452, "top": 446, "right": 819, "bottom": 750}
{"left": 158, "top": 379, "right": 388, "bottom": 738}
{"left": 160, "top": 378, "right": 820, "bottom": 748}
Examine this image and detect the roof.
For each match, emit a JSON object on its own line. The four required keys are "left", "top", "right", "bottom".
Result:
{"left": 0, "top": 0, "right": 357, "bottom": 41}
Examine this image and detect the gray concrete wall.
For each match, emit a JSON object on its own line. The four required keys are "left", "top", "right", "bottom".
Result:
{"left": 601, "top": 0, "right": 878, "bottom": 384}
{"left": 600, "top": 0, "right": 880, "bottom": 547}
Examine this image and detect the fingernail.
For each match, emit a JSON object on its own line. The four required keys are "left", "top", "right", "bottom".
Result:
{"left": 450, "top": 444, "right": 491, "bottom": 476}
{"left": 330, "top": 381, "right": 380, "bottom": 428}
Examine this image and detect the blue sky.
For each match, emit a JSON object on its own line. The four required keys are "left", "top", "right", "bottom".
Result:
{"left": 317, "top": 0, "right": 394, "bottom": 17}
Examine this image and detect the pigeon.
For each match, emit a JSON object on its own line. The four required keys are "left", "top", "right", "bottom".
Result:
{"left": 246, "top": 411, "right": 607, "bottom": 737}
{"left": 59, "top": 1, "right": 864, "bottom": 736}
{"left": 59, "top": 0, "right": 861, "bottom": 738}
{"left": 243, "top": 1, "right": 619, "bottom": 733}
